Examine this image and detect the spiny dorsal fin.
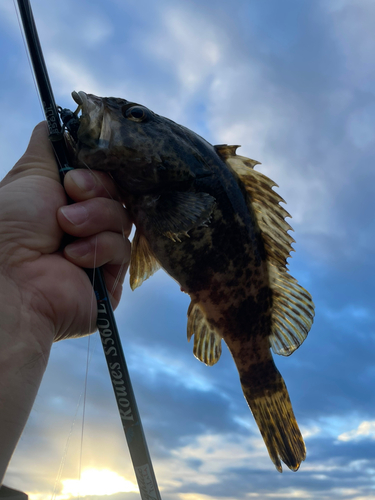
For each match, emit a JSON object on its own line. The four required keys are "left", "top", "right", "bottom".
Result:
{"left": 215, "top": 144, "right": 315, "bottom": 356}
{"left": 130, "top": 230, "right": 161, "bottom": 290}
{"left": 215, "top": 144, "right": 260, "bottom": 170}
{"left": 187, "top": 301, "right": 222, "bottom": 366}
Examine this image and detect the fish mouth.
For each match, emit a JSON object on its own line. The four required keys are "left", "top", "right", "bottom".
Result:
{"left": 71, "top": 90, "right": 112, "bottom": 149}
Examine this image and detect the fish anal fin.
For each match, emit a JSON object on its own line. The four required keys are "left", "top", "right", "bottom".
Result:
{"left": 129, "top": 230, "right": 161, "bottom": 290}
{"left": 147, "top": 191, "right": 216, "bottom": 242}
{"left": 187, "top": 301, "right": 222, "bottom": 366}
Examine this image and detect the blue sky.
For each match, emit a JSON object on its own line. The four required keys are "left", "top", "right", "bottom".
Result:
{"left": 1, "top": 0, "right": 375, "bottom": 499}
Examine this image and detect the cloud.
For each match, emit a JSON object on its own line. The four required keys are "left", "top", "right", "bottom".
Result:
{"left": 325, "top": 0, "right": 375, "bottom": 87}
{"left": 143, "top": 7, "right": 223, "bottom": 93}
{"left": 3, "top": 1, "right": 375, "bottom": 499}
{"left": 80, "top": 16, "right": 113, "bottom": 47}
{"left": 170, "top": 433, "right": 267, "bottom": 477}
{"left": 346, "top": 102, "right": 375, "bottom": 150}
{"left": 338, "top": 421, "right": 375, "bottom": 442}
{"left": 47, "top": 53, "right": 104, "bottom": 98}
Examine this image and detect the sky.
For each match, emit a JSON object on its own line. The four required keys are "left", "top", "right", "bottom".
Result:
{"left": 1, "top": 0, "right": 375, "bottom": 499}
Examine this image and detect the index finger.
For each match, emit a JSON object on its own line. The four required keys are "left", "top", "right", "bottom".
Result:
{"left": 64, "top": 169, "right": 120, "bottom": 202}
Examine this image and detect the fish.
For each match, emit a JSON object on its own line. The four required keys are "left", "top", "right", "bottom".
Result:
{"left": 68, "top": 90, "right": 315, "bottom": 472}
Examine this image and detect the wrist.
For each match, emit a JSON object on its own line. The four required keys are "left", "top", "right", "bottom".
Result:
{"left": 0, "top": 273, "right": 53, "bottom": 484}
{"left": 0, "top": 270, "right": 54, "bottom": 358}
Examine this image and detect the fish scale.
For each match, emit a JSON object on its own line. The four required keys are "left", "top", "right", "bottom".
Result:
{"left": 68, "top": 90, "right": 315, "bottom": 472}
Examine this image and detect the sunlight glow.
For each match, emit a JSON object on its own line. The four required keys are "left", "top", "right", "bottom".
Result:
{"left": 61, "top": 469, "right": 138, "bottom": 497}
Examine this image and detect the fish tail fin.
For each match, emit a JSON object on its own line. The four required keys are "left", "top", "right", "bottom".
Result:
{"left": 240, "top": 358, "right": 305, "bottom": 472}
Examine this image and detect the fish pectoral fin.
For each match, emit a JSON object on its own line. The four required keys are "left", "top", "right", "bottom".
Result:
{"left": 129, "top": 230, "right": 161, "bottom": 290}
{"left": 187, "top": 301, "right": 222, "bottom": 366}
{"left": 268, "top": 264, "right": 315, "bottom": 356}
{"left": 148, "top": 191, "right": 216, "bottom": 242}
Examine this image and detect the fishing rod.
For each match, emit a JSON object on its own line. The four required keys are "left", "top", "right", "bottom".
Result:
{"left": 15, "top": 2, "right": 162, "bottom": 499}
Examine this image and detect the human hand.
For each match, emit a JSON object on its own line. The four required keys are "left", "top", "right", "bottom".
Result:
{"left": 0, "top": 122, "right": 131, "bottom": 348}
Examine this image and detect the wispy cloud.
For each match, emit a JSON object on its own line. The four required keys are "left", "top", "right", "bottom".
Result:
{"left": 144, "top": 7, "right": 223, "bottom": 93}
{"left": 338, "top": 421, "right": 375, "bottom": 442}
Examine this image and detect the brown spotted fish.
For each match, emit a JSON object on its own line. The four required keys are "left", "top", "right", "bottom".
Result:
{"left": 69, "top": 91, "right": 315, "bottom": 472}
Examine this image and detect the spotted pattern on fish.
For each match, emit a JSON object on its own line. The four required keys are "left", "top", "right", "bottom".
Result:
{"left": 69, "top": 91, "right": 314, "bottom": 472}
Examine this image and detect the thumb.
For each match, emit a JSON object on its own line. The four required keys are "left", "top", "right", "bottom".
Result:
{"left": 23, "top": 121, "right": 55, "bottom": 161}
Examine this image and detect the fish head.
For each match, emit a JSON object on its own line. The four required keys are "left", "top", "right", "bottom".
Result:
{"left": 71, "top": 91, "right": 214, "bottom": 195}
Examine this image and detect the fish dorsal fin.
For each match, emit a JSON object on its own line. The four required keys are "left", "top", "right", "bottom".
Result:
{"left": 187, "top": 301, "right": 222, "bottom": 366}
{"left": 130, "top": 229, "right": 161, "bottom": 290}
{"left": 215, "top": 144, "right": 315, "bottom": 356}
{"left": 214, "top": 144, "right": 261, "bottom": 170}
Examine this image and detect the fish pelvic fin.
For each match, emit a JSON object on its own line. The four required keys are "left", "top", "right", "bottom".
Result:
{"left": 240, "top": 357, "right": 306, "bottom": 472}
{"left": 187, "top": 301, "right": 222, "bottom": 366}
{"left": 215, "top": 145, "right": 315, "bottom": 355}
{"left": 130, "top": 230, "right": 161, "bottom": 290}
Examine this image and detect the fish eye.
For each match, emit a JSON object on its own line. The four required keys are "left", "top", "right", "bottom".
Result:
{"left": 123, "top": 106, "right": 149, "bottom": 122}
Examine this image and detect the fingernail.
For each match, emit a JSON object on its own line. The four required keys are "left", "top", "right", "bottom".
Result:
{"left": 61, "top": 205, "right": 88, "bottom": 225}
{"left": 65, "top": 240, "right": 91, "bottom": 258}
{"left": 70, "top": 169, "right": 97, "bottom": 191}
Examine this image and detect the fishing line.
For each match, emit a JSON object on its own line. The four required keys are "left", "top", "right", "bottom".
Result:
{"left": 14, "top": 0, "right": 92, "bottom": 495}
{"left": 76, "top": 159, "right": 132, "bottom": 300}
{"left": 51, "top": 393, "right": 82, "bottom": 500}
{"left": 78, "top": 337, "right": 90, "bottom": 500}
{"left": 77, "top": 238, "right": 97, "bottom": 500}
{"left": 50, "top": 243, "right": 99, "bottom": 500}
{"left": 16, "top": 2, "right": 162, "bottom": 500}
{"left": 50, "top": 345, "right": 101, "bottom": 500}
{"left": 110, "top": 253, "right": 129, "bottom": 299}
